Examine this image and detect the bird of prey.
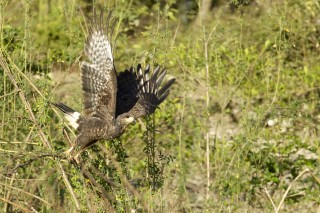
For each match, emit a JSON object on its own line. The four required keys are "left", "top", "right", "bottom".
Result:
{"left": 53, "top": 10, "right": 175, "bottom": 160}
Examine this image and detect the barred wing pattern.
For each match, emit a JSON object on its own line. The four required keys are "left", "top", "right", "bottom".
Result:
{"left": 116, "top": 64, "right": 175, "bottom": 119}
{"left": 81, "top": 10, "right": 118, "bottom": 120}
{"left": 52, "top": 10, "right": 175, "bottom": 159}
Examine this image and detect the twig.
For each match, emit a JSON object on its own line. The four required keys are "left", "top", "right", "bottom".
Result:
{"left": 171, "top": 19, "right": 180, "bottom": 47}
{"left": 0, "top": 149, "right": 18, "bottom": 153}
{"left": 98, "top": 144, "right": 150, "bottom": 212}
{"left": 263, "top": 187, "right": 277, "bottom": 212}
{"left": 1, "top": 175, "right": 45, "bottom": 181}
{"left": 3, "top": 122, "right": 37, "bottom": 212}
{"left": 264, "top": 18, "right": 283, "bottom": 117}
{"left": 309, "top": 170, "right": 320, "bottom": 184}
{"left": 80, "top": 163, "right": 115, "bottom": 212}
{"left": 0, "top": 140, "right": 38, "bottom": 145}
{"left": 58, "top": 163, "right": 80, "bottom": 209}
{"left": 6, "top": 153, "right": 65, "bottom": 176}
{"left": 88, "top": 164, "right": 116, "bottom": 187}
{"left": 276, "top": 168, "right": 310, "bottom": 212}
{"left": 63, "top": 128, "right": 74, "bottom": 146}
{"left": 202, "top": 22, "right": 216, "bottom": 205}
{"left": 0, "top": 52, "right": 81, "bottom": 210}
{"left": 0, "top": 198, "right": 32, "bottom": 213}
{"left": 0, "top": 182, "right": 52, "bottom": 206}
{"left": 0, "top": 89, "right": 21, "bottom": 99}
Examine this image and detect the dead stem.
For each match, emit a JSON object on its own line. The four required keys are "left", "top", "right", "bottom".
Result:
{"left": 0, "top": 52, "right": 81, "bottom": 210}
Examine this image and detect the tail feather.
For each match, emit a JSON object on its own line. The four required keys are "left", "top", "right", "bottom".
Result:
{"left": 52, "top": 102, "right": 81, "bottom": 129}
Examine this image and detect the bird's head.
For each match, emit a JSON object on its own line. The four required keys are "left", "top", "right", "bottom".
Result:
{"left": 116, "top": 113, "right": 135, "bottom": 129}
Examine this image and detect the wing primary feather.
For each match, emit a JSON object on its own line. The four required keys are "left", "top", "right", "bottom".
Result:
{"left": 117, "top": 64, "right": 175, "bottom": 119}
{"left": 137, "top": 65, "right": 145, "bottom": 92}
{"left": 81, "top": 9, "right": 117, "bottom": 118}
{"left": 150, "top": 82, "right": 156, "bottom": 94}
{"left": 145, "top": 64, "right": 150, "bottom": 73}
{"left": 93, "top": 8, "right": 99, "bottom": 29}
{"left": 145, "top": 64, "right": 150, "bottom": 81}
{"left": 154, "top": 69, "right": 167, "bottom": 91}
{"left": 145, "top": 72, "right": 150, "bottom": 82}
{"left": 137, "top": 64, "right": 143, "bottom": 79}
{"left": 145, "top": 66, "right": 156, "bottom": 93}
{"left": 99, "top": 9, "right": 104, "bottom": 30}
{"left": 150, "top": 66, "right": 161, "bottom": 82}
{"left": 142, "top": 65, "right": 150, "bottom": 87}
{"left": 157, "top": 78, "right": 175, "bottom": 96}
{"left": 105, "top": 10, "right": 113, "bottom": 36}
{"left": 92, "top": 9, "right": 97, "bottom": 26}
{"left": 146, "top": 81, "right": 150, "bottom": 93}
{"left": 158, "top": 90, "right": 170, "bottom": 104}
{"left": 110, "top": 18, "right": 119, "bottom": 42}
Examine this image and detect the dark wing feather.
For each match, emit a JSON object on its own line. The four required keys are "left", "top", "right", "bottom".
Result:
{"left": 116, "top": 64, "right": 175, "bottom": 119}
{"left": 81, "top": 9, "right": 118, "bottom": 120}
{"left": 116, "top": 67, "right": 139, "bottom": 116}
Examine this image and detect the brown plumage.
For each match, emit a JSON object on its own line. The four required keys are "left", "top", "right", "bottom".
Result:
{"left": 53, "top": 10, "right": 175, "bottom": 160}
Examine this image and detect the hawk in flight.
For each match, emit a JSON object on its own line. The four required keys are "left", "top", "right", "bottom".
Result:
{"left": 53, "top": 10, "right": 175, "bottom": 160}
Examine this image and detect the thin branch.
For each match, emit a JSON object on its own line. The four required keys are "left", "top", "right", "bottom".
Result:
{"left": 309, "top": 170, "right": 320, "bottom": 184}
{"left": 0, "top": 198, "right": 32, "bottom": 213}
{"left": 0, "top": 53, "right": 50, "bottom": 147}
{"left": 88, "top": 165, "right": 116, "bottom": 187}
{"left": 202, "top": 22, "right": 216, "bottom": 206}
{"left": 0, "top": 89, "right": 21, "bottom": 99}
{"left": 1, "top": 175, "right": 46, "bottom": 181}
{"left": 0, "top": 52, "right": 81, "bottom": 210}
{"left": 0, "top": 140, "right": 38, "bottom": 145}
{"left": 263, "top": 187, "right": 277, "bottom": 212}
{"left": 80, "top": 163, "right": 116, "bottom": 212}
{"left": 276, "top": 168, "right": 310, "bottom": 212}
{"left": 0, "top": 149, "right": 18, "bottom": 153}
{"left": 3, "top": 121, "right": 36, "bottom": 212}
{"left": 98, "top": 144, "right": 150, "bottom": 212}
{"left": 171, "top": 19, "right": 180, "bottom": 47}
{"left": 58, "top": 163, "right": 80, "bottom": 209}
{"left": 5, "top": 153, "right": 65, "bottom": 176}
{"left": 0, "top": 182, "right": 52, "bottom": 206}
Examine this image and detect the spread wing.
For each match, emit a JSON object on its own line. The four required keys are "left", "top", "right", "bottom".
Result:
{"left": 115, "top": 67, "right": 139, "bottom": 116}
{"left": 81, "top": 10, "right": 118, "bottom": 120}
{"left": 116, "top": 64, "right": 175, "bottom": 119}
